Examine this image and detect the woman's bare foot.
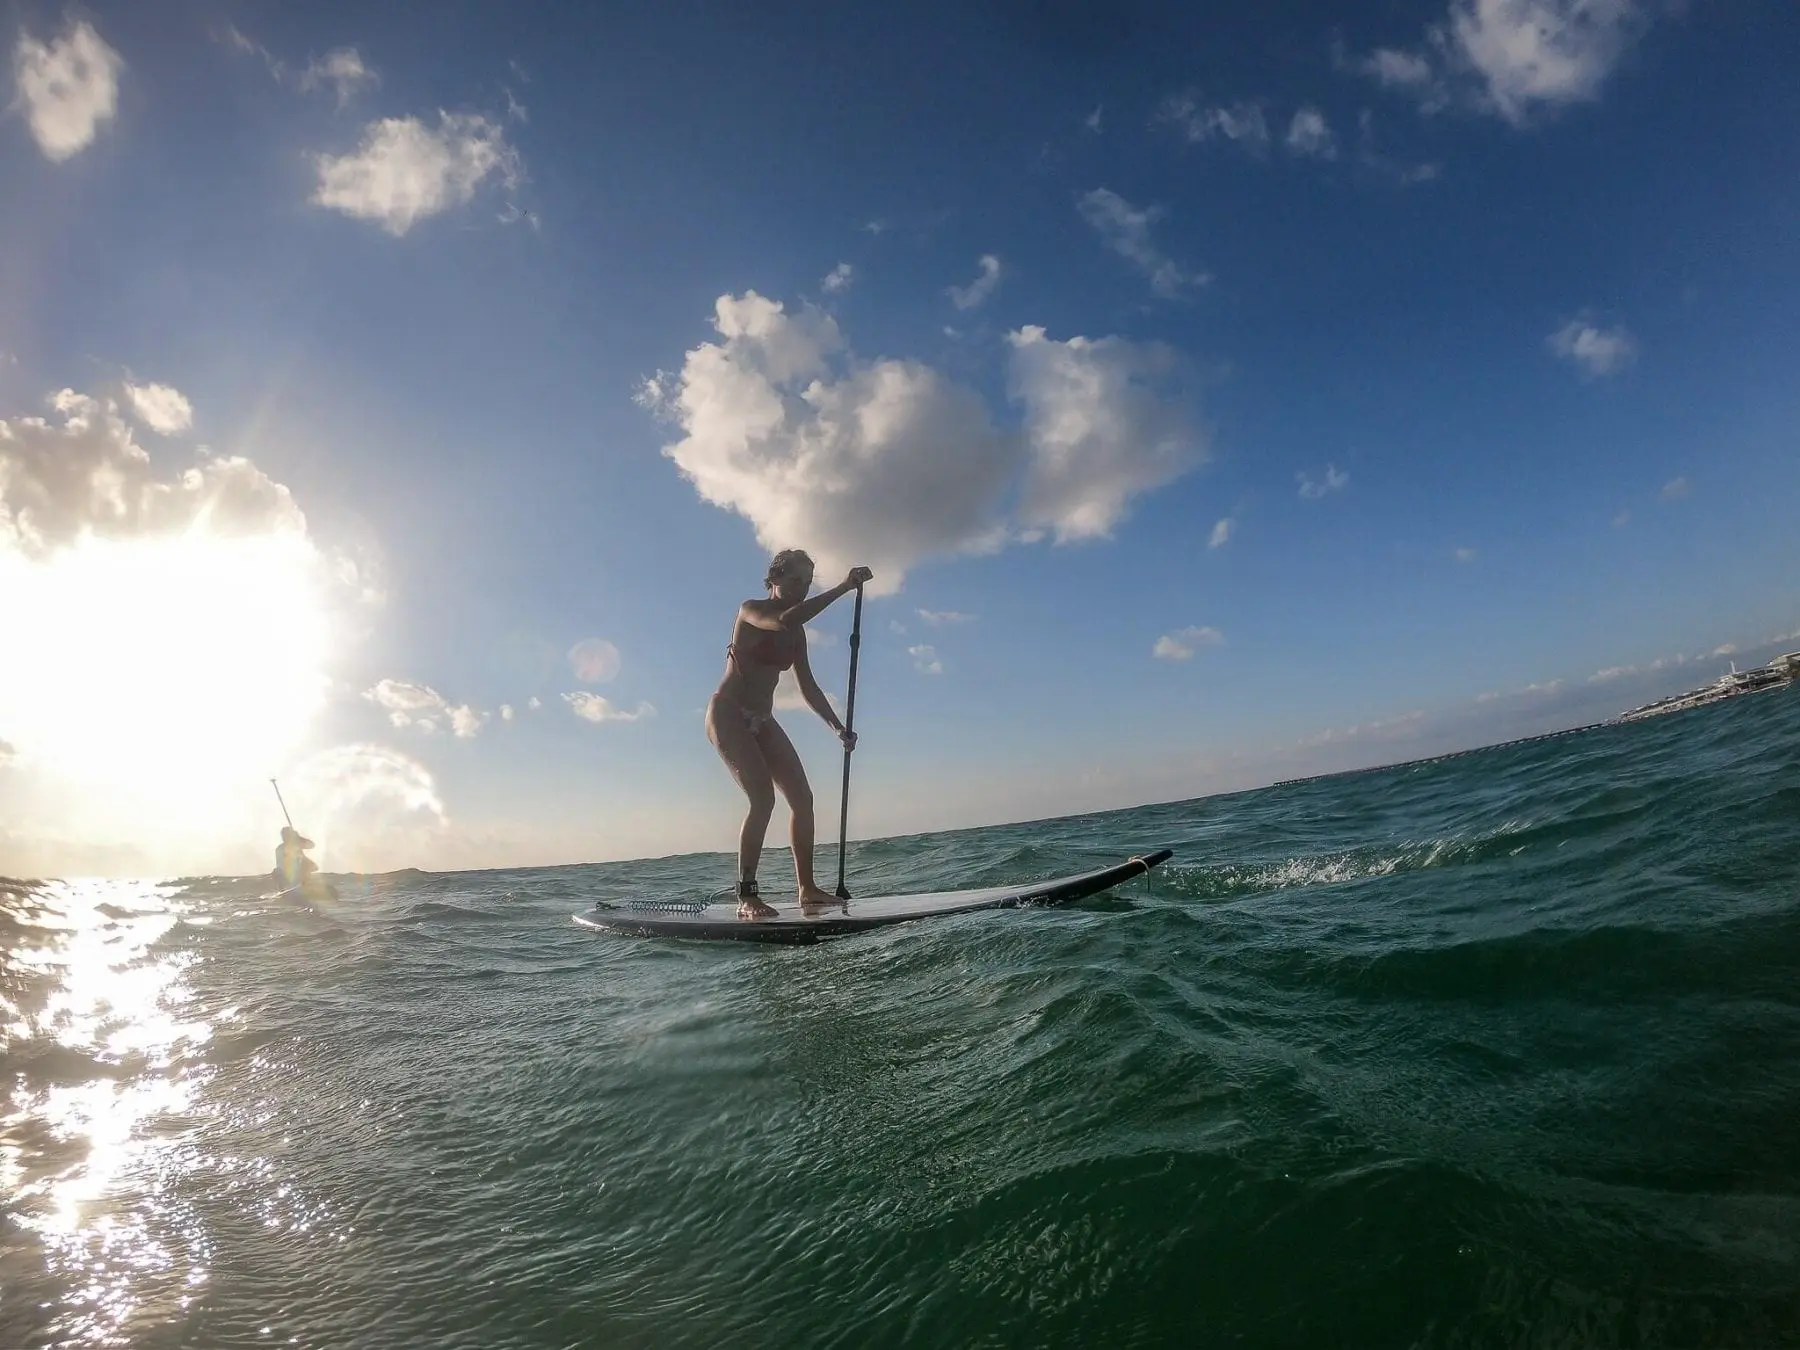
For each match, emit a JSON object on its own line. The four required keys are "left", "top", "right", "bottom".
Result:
{"left": 797, "top": 886, "right": 845, "bottom": 913}
{"left": 736, "top": 880, "right": 778, "bottom": 920}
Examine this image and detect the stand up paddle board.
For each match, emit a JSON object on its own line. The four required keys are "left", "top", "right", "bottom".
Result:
{"left": 572, "top": 849, "right": 1173, "bottom": 944}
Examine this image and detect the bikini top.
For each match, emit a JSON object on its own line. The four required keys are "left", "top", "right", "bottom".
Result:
{"left": 727, "top": 629, "right": 797, "bottom": 673}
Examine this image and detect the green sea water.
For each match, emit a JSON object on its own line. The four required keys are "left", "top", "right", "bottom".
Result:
{"left": 4, "top": 687, "right": 1798, "bottom": 1348}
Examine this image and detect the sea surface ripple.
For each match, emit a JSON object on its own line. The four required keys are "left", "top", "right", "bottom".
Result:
{"left": 3, "top": 688, "right": 1798, "bottom": 1348}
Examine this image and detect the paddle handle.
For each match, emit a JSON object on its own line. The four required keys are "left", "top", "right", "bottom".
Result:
{"left": 834, "top": 584, "right": 864, "bottom": 899}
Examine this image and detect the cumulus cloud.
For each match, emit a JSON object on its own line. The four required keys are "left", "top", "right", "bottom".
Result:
{"left": 500, "top": 703, "right": 515, "bottom": 721}
{"left": 1008, "top": 326, "right": 1207, "bottom": 543}
{"left": 1660, "top": 476, "right": 1689, "bottom": 502}
{"left": 1077, "top": 189, "right": 1208, "bottom": 299}
{"left": 564, "top": 692, "right": 655, "bottom": 723}
{"left": 1285, "top": 107, "right": 1339, "bottom": 158}
{"left": 13, "top": 20, "right": 123, "bottom": 162}
{"left": 947, "top": 255, "right": 1003, "bottom": 310}
{"left": 567, "top": 638, "right": 621, "bottom": 683}
{"left": 124, "top": 381, "right": 194, "bottom": 436}
{"left": 1588, "top": 664, "right": 1635, "bottom": 682}
{"left": 312, "top": 113, "right": 522, "bottom": 235}
{"left": 1153, "top": 625, "right": 1225, "bottom": 661}
{"left": 284, "top": 742, "right": 446, "bottom": 871}
{"left": 1711, "top": 643, "right": 1736, "bottom": 657}
{"left": 640, "top": 293, "right": 1205, "bottom": 591}
{"left": 1455, "top": 546, "right": 1477, "bottom": 562}
{"left": 1548, "top": 316, "right": 1636, "bottom": 377}
{"left": 364, "top": 678, "right": 487, "bottom": 738}
{"left": 1348, "top": 0, "right": 1655, "bottom": 126}
{"left": 821, "top": 262, "right": 854, "bottom": 294}
{"left": 917, "top": 609, "right": 974, "bottom": 625}
{"left": 14, "top": 28, "right": 118, "bottom": 151}
{"left": 0, "top": 390, "right": 306, "bottom": 556}
{"left": 1156, "top": 93, "right": 1271, "bottom": 151}
{"left": 298, "top": 47, "right": 376, "bottom": 106}
{"left": 1299, "top": 464, "right": 1350, "bottom": 499}
{"left": 1208, "top": 517, "right": 1234, "bottom": 549}
{"left": 527, "top": 696, "right": 542, "bottom": 710}
{"left": 908, "top": 644, "right": 943, "bottom": 675}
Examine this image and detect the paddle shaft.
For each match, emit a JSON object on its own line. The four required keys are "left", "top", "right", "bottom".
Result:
{"left": 833, "top": 584, "right": 864, "bottom": 899}
{"left": 270, "top": 779, "right": 295, "bottom": 829}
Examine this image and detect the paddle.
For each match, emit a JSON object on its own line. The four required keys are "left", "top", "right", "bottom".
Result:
{"left": 833, "top": 583, "right": 864, "bottom": 900}
{"left": 270, "top": 778, "right": 295, "bottom": 831}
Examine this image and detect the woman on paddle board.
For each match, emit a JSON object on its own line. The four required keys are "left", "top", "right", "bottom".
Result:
{"left": 710, "top": 550, "right": 871, "bottom": 918}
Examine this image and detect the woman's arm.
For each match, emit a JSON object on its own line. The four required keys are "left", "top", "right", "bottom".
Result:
{"left": 738, "top": 566, "right": 873, "bottom": 630}
{"left": 793, "top": 643, "right": 854, "bottom": 746}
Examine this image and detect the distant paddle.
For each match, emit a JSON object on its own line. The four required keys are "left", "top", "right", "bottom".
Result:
{"left": 270, "top": 778, "right": 296, "bottom": 831}
{"left": 833, "top": 582, "right": 864, "bottom": 900}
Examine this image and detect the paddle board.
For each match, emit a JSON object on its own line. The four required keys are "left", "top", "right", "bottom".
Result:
{"left": 571, "top": 849, "right": 1172, "bottom": 943}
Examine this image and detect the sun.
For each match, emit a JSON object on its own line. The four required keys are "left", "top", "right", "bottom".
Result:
{"left": 0, "top": 527, "right": 333, "bottom": 836}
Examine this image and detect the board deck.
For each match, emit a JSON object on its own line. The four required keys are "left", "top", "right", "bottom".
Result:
{"left": 571, "top": 849, "right": 1173, "bottom": 943}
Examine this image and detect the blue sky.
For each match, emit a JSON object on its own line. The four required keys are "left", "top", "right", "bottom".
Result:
{"left": 1, "top": 0, "right": 1796, "bottom": 877}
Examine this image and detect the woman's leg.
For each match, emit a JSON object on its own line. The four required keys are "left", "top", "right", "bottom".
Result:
{"left": 707, "top": 699, "right": 778, "bottom": 917}
{"left": 757, "top": 719, "right": 837, "bottom": 906}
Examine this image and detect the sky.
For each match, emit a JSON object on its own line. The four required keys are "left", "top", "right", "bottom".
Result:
{"left": 1, "top": 0, "right": 1797, "bottom": 878}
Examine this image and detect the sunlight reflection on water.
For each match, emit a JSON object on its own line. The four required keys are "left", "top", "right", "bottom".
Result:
{"left": 2, "top": 879, "right": 214, "bottom": 1347}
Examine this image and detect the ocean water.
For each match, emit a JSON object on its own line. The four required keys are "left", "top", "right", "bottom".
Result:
{"left": 4, "top": 687, "right": 1798, "bottom": 1350}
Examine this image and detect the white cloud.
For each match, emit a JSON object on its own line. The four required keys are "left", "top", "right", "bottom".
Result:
{"left": 1361, "top": 47, "right": 1440, "bottom": 93}
{"left": 1077, "top": 189, "right": 1208, "bottom": 299}
{"left": 284, "top": 743, "right": 446, "bottom": 872}
{"left": 567, "top": 638, "right": 621, "bottom": 683}
{"left": 1612, "top": 508, "right": 1631, "bottom": 528}
{"left": 1153, "top": 625, "right": 1225, "bottom": 661}
{"left": 527, "top": 696, "right": 542, "bottom": 710}
{"left": 1208, "top": 517, "right": 1233, "bottom": 549}
{"left": 364, "top": 678, "right": 487, "bottom": 738}
{"left": 13, "top": 20, "right": 123, "bottom": 162}
{"left": 1156, "top": 93, "right": 1271, "bottom": 151}
{"left": 640, "top": 293, "right": 1205, "bottom": 591}
{"left": 1455, "top": 546, "right": 1477, "bottom": 562}
{"left": 1008, "top": 326, "right": 1208, "bottom": 543}
{"left": 821, "top": 262, "right": 854, "bottom": 294}
{"left": 1299, "top": 464, "right": 1350, "bottom": 499}
{"left": 500, "top": 703, "right": 515, "bottom": 721}
{"left": 1588, "top": 665, "right": 1635, "bottom": 682}
{"left": 312, "top": 113, "right": 522, "bottom": 236}
{"left": 1349, "top": 0, "right": 1654, "bottom": 126}
{"left": 1548, "top": 316, "right": 1636, "bottom": 377}
{"left": 1285, "top": 107, "right": 1338, "bottom": 158}
{"left": 1711, "top": 643, "right": 1736, "bottom": 657}
{"left": 1298, "top": 708, "right": 1426, "bottom": 748}
{"left": 908, "top": 644, "right": 943, "bottom": 675}
{"left": 564, "top": 692, "right": 655, "bottom": 724}
{"left": 1660, "top": 476, "right": 1689, "bottom": 502}
{"left": 298, "top": 47, "right": 376, "bottom": 106}
{"left": 917, "top": 609, "right": 974, "bottom": 625}
{"left": 1085, "top": 105, "right": 1103, "bottom": 133}
{"left": 947, "top": 255, "right": 1003, "bottom": 311}
{"left": 123, "top": 381, "right": 193, "bottom": 436}
{"left": 0, "top": 390, "right": 306, "bottom": 556}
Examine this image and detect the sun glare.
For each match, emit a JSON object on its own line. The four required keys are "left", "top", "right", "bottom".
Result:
{"left": 0, "top": 530, "right": 331, "bottom": 828}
